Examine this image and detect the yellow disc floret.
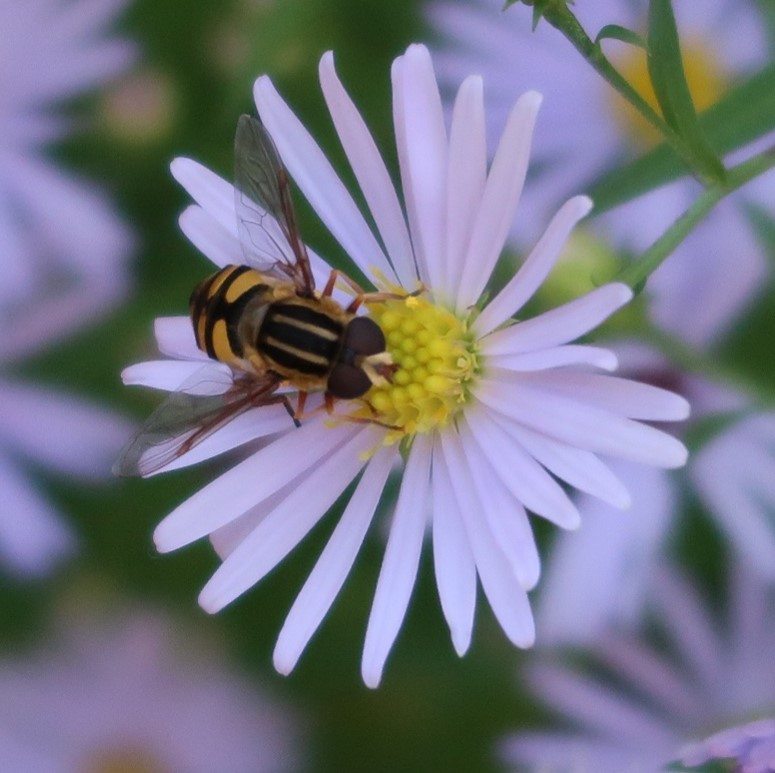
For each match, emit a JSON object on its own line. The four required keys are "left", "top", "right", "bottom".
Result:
{"left": 361, "top": 293, "right": 480, "bottom": 443}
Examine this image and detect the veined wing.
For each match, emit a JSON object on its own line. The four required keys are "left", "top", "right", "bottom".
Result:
{"left": 114, "top": 369, "right": 288, "bottom": 478}
{"left": 234, "top": 114, "right": 315, "bottom": 297}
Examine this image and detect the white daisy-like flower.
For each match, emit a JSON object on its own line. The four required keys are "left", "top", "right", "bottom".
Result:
{"left": 0, "top": 0, "right": 136, "bottom": 577}
{"left": 0, "top": 0, "right": 136, "bottom": 360}
{"left": 429, "top": 0, "right": 773, "bottom": 348}
{"left": 505, "top": 563, "right": 775, "bottom": 773}
{"left": 125, "top": 43, "right": 689, "bottom": 687}
{"left": 0, "top": 605, "right": 302, "bottom": 772}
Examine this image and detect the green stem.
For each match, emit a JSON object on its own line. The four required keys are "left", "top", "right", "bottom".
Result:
{"left": 616, "top": 144, "right": 775, "bottom": 289}
{"left": 533, "top": 2, "right": 720, "bottom": 184}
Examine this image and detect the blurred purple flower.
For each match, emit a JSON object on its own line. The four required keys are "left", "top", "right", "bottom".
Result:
{"left": 0, "top": 0, "right": 136, "bottom": 576}
{"left": 0, "top": 604, "right": 303, "bottom": 771}
{"left": 0, "top": 0, "right": 136, "bottom": 360}
{"left": 505, "top": 564, "right": 775, "bottom": 773}
{"left": 681, "top": 718, "right": 775, "bottom": 772}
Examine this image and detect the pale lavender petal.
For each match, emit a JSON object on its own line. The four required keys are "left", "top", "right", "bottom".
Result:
{"left": 0, "top": 382, "right": 132, "bottom": 479}
{"left": 524, "top": 661, "right": 677, "bottom": 746}
{"left": 198, "top": 425, "right": 379, "bottom": 612}
{"left": 0, "top": 451, "right": 75, "bottom": 577}
{"left": 178, "top": 205, "right": 242, "bottom": 269}
{"left": 170, "top": 158, "right": 237, "bottom": 236}
{"left": 154, "top": 316, "right": 207, "bottom": 361}
{"left": 440, "top": 430, "right": 535, "bottom": 646}
{"left": 503, "top": 423, "right": 631, "bottom": 509}
{"left": 318, "top": 52, "right": 416, "bottom": 288}
{"left": 254, "top": 76, "right": 397, "bottom": 284}
{"left": 513, "top": 370, "right": 690, "bottom": 420}
{"left": 158, "top": 406, "right": 295, "bottom": 474}
{"left": 475, "top": 377, "right": 688, "bottom": 468}
{"left": 458, "top": 416, "right": 540, "bottom": 589}
{"left": 481, "top": 283, "right": 633, "bottom": 354}
{"left": 489, "top": 344, "right": 618, "bottom": 373}
{"left": 474, "top": 195, "right": 593, "bottom": 336}
{"left": 362, "top": 434, "right": 433, "bottom": 688}
{"left": 154, "top": 420, "right": 355, "bottom": 552}
{"left": 121, "top": 360, "right": 214, "bottom": 392}
{"left": 273, "top": 444, "right": 398, "bottom": 675}
{"left": 431, "top": 440, "right": 477, "bottom": 654}
{"left": 443, "top": 75, "right": 487, "bottom": 306}
{"left": 456, "top": 91, "right": 542, "bottom": 310}
{"left": 691, "top": 417, "right": 775, "bottom": 581}
{"left": 464, "top": 404, "right": 580, "bottom": 528}
{"left": 391, "top": 44, "right": 447, "bottom": 291}
{"left": 537, "top": 462, "right": 676, "bottom": 646}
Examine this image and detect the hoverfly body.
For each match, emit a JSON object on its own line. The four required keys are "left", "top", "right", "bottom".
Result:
{"left": 115, "top": 115, "right": 399, "bottom": 478}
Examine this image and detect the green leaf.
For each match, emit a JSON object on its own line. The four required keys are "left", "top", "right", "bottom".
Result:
{"left": 646, "top": 0, "right": 724, "bottom": 182}
{"left": 589, "top": 62, "right": 775, "bottom": 214}
{"left": 594, "top": 24, "right": 646, "bottom": 50}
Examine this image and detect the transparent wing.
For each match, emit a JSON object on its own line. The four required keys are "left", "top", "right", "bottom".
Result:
{"left": 114, "top": 368, "right": 287, "bottom": 478}
{"left": 234, "top": 114, "right": 315, "bottom": 297}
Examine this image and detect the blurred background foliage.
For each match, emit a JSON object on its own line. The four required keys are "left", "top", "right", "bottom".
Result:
{"left": 5, "top": 1, "right": 775, "bottom": 771}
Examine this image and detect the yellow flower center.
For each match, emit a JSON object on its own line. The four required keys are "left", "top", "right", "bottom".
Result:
{"left": 362, "top": 294, "right": 480, "bottom": 443}
{"left": 609, "top": 37, "right": 729, "bottom": 147}
{"left": 83, "top": 744, "right": 171, "bottom": 773}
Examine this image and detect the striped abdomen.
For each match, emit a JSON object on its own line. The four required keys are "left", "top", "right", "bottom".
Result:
{"left": 258, "top": 302, "right": 344, "bottom": 377}
{"left": 189, "top": 265, "right": 272, "bottom": 364}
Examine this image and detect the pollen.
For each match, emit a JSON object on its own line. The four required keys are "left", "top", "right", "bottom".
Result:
{"left": 361, "top": 294, "right": 480, "bottom": 443}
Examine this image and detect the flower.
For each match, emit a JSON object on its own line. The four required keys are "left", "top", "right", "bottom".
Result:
{"left": 0, "top": 0, "right": 136, "bottom": 577}
{"left": 0, "top": 604, "right": 302, "bottom": 772}
{"left": 681, "top": 718, "right": 775, "bottom": 773}
{"left": 505, "top": 563, "right": 775, "bottom": 773}
{"left": 428, "top": 0, "right": 772, "bottom": 348}
{"left": 0, "top": 0, "right": 135, "bottom": 360}
{"left": 125, "top": 43, "right": 689, "bottom": 687}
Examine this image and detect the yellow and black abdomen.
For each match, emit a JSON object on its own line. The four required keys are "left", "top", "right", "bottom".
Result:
{"left": 258, "top": 303, "right": 345, "bottom": 378}
{"left": 189, "top": 264, "right": 271, "bottom": 365}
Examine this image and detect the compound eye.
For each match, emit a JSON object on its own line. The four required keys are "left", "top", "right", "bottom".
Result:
{"left": 327, "top": 363, "right": 372, "bottom": 400}
{"left": 344, "top": 317, "right": 385, "bottom": 356}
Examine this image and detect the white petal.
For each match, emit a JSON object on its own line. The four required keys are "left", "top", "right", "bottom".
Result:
{"left": 443, "top": 75, "right": 487, "bottom": 306}
{"left": 154, "top": 420, "right": 354, "bottom": 552}
{"left": 158, "top": 405, "right": 295, "bottom": 474}
{"left": 199, "top": 425, "right": 378, "bottom": 612}
{"left": 457, "top": 91, "right": 542, "bottom": 310}
{"left": 254, "top": 76, "right": 397, "bottom": 284}
{"left": 154, "top": 316, "right": 207, "bottom": 361}
{"left": 481, "top": 283, "right": 633, "bottom": 354}
{"left": 431, "top": 440, "right": 477, "bottom": 655}
{"left": 179, "top": 205, "right": 242, "bottom": 269}
{"left": 273, "top": 444, "right": 398, "bottom": 675}
{"left": 489, "top": 344, "right": 617, "bottom": 372}
{"left": 458, "top": 417, "right": 541, "bottom": 589}
{"left": 513, "top": 370, "right": 691, "bottom": 420}
{"left": 170, "top": 158, "right": 237, "bottom": 236}
{"left": 361, "top": 434, "right": 432, "bottom": 688}
{"left": 474, "top": 195, "right": 593, "bottom": 336}
{"left": 392, "top": 44, "right": 447, "bottom": 291}
{"left": 440, "top": 431, "right": 535, "bottom": 647}
{"left": 464, "top": 405, "right": 580, "bottom": 529}
{"left": 121, "top": 360, "right": 212, "bottom": 391}
{"left": 475, "top": 378, "right": 688, "bottom": 468}
{"left": 505, "top": 423, "right": 631, "bottom": 509}
{"left": 318, "top": 52, "right": 416, "bottom": 288}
